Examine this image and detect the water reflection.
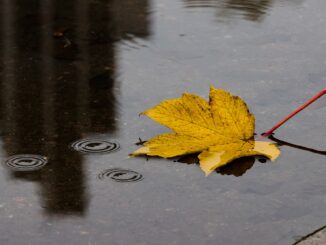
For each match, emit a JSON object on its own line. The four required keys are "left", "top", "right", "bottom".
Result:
{"left": 220, "top": 0, "right": 273, "bottom": 21}
{"left": 184, "top": 0, "right": 273, "bottom": 21}
{"left": 269, "top": 135, "right": 326, "bottom": 155}
{"left": 216, "top": 157, "right": 256, "bottom": 176}
{"left": 184, "top": 0, "right": 303, "bottom": 22}
{"left": 177, "top": 154, "right": 268, "bottom": 176}
{"left": 0, "top": 0, "right": 151, "bottom": 216}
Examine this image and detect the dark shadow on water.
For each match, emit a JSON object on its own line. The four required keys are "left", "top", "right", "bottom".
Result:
{"left": 216, "top": 157, "right": 256, "bottom": 176}
{"left": 141, "top": 133, "right": 325, "bottom": 177}
{"left": 269, "top": 135, "right": 326, "bottom": 156}
{"left": 0, "top": 0, "right": 151, "bottom": 217}
{"left": 177, "top": 154, "right": 269, "bottom": 177}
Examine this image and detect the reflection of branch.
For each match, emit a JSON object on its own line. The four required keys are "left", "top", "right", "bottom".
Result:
{"left": 269, "top": 135, "right": 326, "bottom": 155}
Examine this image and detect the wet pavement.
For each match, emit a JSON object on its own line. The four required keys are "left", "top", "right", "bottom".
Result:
{"left": 295, "top": 226, "right": 326, "bottom": 245}
{"left": 0, "top": 0, "right": 325, "bottom": 244}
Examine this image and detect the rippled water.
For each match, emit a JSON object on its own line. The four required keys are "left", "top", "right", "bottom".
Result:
{"left": 72, "top": 138, "right": 120, "bottom": 153}
{"left": 4, "top": 154, "right": 48, "bottom": 171}
{"left": 0, "top": 0, "right": 325, "bottom": 244}
{"left": 98, "top": 168, "right": 143, "bottom": 182}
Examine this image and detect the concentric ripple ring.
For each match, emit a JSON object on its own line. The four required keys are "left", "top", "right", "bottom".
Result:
{"left": 4, "top": 154, "right": 48, "bottom": 171}
{"left": 98, "top": 168, "right": 143, "bottom": 182}
{"left": 71, "top": 138, "right": 120, "bottom": 153}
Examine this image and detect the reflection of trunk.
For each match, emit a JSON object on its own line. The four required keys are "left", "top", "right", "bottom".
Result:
{"left": 41, "top": 138, "right": 87, "bottom": 216}
{"left": 110, "top": 0, "right": 151, "bottom": 38}
{"left": 88, "top": 0, "right": 117, "bottom": 134}
{"left": 0, "top": 0, "right": 151, "bottom": 216}
{"left": 0, "top": 0, "right": 89, "bottom": 216}
{"left": 0, "top": 0, "right": 45, "bottom": 155}
{"left": 0, "top": 0, "right": 15, "bottom": 137}
{"left": 11, "top": 0, "right": 43, "bottom": 155}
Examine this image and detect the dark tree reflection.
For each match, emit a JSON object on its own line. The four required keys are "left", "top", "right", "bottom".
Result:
{"left": 0, "top": 0, "right": 151, "bottom": 216}
{"left": 222, "top": 0, "right": 272, "bottom": 21}
{"left": 183, "top": 0, "right": 303, "bottom": 22}
{"left": 184, "top": 0, "right": 273, "bottom": 21}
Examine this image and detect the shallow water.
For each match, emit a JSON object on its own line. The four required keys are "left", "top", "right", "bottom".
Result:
{"left": 0, "top": 0, "right": 325, "bottom": 244}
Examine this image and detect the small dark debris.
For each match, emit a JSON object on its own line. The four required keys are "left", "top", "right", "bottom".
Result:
{"left": 135, "top": 137, "right": 147, "bottom": 146}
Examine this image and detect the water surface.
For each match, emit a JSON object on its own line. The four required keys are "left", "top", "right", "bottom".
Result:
{"left": 0, "top": 0, "right": 325, "bottom": 244}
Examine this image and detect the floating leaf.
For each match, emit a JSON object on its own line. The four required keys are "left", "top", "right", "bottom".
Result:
{"left": 132, "top": 86, "right": 280, "bottom": 175}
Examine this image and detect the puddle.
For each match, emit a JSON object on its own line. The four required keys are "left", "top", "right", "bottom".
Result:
{"left": 0, "top": 0, "right": 325, "bottom": 244}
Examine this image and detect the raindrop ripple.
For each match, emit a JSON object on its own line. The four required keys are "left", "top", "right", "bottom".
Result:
{"left": 98, "top": 168, "right": 143, "bottom": 182}
{"left": 4, "top": 154, "right": 48, "bottom": 171}
{"left": 71, "top": 138, "right": 120, "bottom": 153}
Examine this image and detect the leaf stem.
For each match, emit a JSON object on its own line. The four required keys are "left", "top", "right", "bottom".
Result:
{"left": 262, "top": 88, "right": 326, "bottom": 137}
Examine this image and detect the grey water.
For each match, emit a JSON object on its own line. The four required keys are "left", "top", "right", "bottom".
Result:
{"left": 0, "top": 0, "right": 325, "bottom": 244}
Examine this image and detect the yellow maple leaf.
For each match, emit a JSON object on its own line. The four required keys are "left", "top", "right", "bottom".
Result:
{"left": 132, "top": 86, "right": 280, "bottom": 175}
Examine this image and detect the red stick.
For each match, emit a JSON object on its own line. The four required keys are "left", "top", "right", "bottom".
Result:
{"left": 262, "top": 88, "right": 326, "bottom": 137}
